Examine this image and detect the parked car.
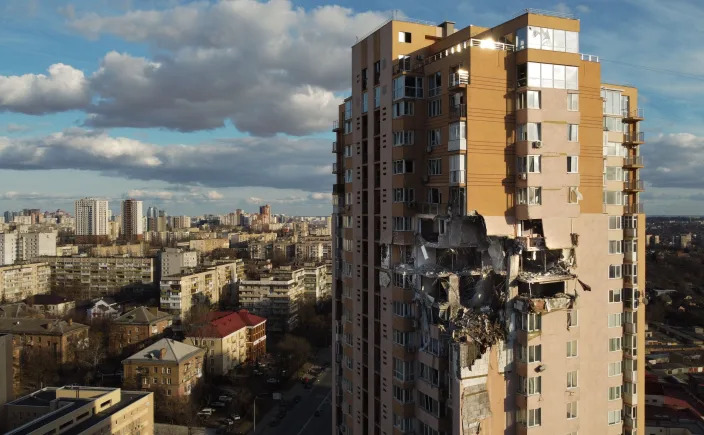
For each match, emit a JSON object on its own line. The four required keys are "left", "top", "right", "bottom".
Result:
{"left": 218, "top": 395, "right": 233, "bottom": 402}
{"left": 197, "top": 408, "right": 214, "bottom": 417}
{"left": 267, "top": 378, "right": 279, "bottom": 384}
{"left": 220, "top": 418, "right": 234, "bottom": 426}
{"left": 212, "top": 401, "right": 227, "bottom": 408}
{"left": 231, "top": 414, "right": 241, "bottom": 421}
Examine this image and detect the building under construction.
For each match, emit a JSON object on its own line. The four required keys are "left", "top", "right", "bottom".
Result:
{"left": 332, "top": 9, "right": 644, "bottom": 435}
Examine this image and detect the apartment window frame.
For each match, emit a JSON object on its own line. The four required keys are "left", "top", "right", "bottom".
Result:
{"left": 362, "top": 92, "right": 368, "bottom": 113}
{"left": 609, "top": 385, "right": 622, "bottom": 401}
{"left": 516, "top": 90, "right": 541, "bottom": 110}
{"left": 399, "top": 31, "right": 412, "bottom": 43}
{"left": 428, "top": 98, "right": 442, "bottom": 117}
{"left": 428, "top": 158, "right": 442, "bottom": 176}
{"left": 608, "top": 240, "right": 623, "bottom": 254}
{"left": 517, "top": 122, "right": 542, "bottom": 141}
{"left": 428, "top": 128, "right": 441, "bottom": 148}
{"left": 608, "top": 409, "right": 622, "bottom": 425}
{"left": 568, "top": 93, "right": 579, "bottom": 111}
{"left": 568, "top": 124, "right": 579, "bottom": 142}
{"left": 567, "top": 156, "right": 579, "bottom": 173}
{"left": 608, "top": 264, "right": 622, "bottom": 279}
{"left": 567, "top": 370, "right": 578, "bottom": 389}
{"left": 518, "top": 375, "right": 542, "bottom": 396}
{"left": 609, "top": 337, "right": 622, "bottom": 352}
{"left": 566, "top": 401, "right": 578, "bottom": 420}
{"left": 609, "top": 288, "right": 622, "bottom": 303}
{"left": 519, "top": 312, "right": 541, "bottom": 332}
{"left": 608, "top": 313, "right": 623, "bottom": 328}
{"left": 393, "top": 159, "right": 414, "bottom": 175}
{"left": 566, "top": 340, "right": 578, "bottom": 358}
{"left": 374, "top": 86, "right": 381, "bottom": 108}
{"left": 517, "top": 155, "right": 541, "bottom": 174}
{"left": 609, "top": 216, "right": 623, "bottom": 230}
{"left": 392, "top": 101, "right": 415, "bottom": 118}
{"left": 517, "top": 187, "right": 542, "bottom": 205}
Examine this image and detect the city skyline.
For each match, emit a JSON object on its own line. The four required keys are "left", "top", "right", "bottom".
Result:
{"left": 0, "top": 0, "right": 703, "bottom": 215}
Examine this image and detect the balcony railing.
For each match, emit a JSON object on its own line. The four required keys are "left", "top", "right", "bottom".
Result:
{"left": 623, "top": 156, "right": 644, "bottom": 168}
{"left": 450, "top": 170, "right": 466, "bottom": 184}
{"left": 624, "top": 180, "right": 645, "bottom": 191}
{"left": 622, "top": 108, "right": 644, "bottom": 120}
{"left": 449, "top": 71, "right": 469, "bottom": 87}
{"left": 332, "top": 141, "right": 338, "bottom": 153}
{"left": 580, "top": 53, "right": 599, "bottom": 62}
{"left": 449, "top": 104, "right": 467, "bottom": 119}
{"left": 624, "top": 203, "right": 644, "bottom": 214}
{"left": 623, "top": 131, "right": 645, "bottom": 144}
{"left": 332, "top": 120, "right": 340, "bottom": 132}
{"left": 332, "top": 163, "right": 339, "bottom": 174}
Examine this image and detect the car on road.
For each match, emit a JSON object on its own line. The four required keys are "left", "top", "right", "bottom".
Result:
{"left": 267, "top": 377, "right": 279, "bottom": 384}
{"left": 211, "top": 401, "right": 227, "bottom": 408}
{"left": 231, "top": 414, "right": 241, "bottom": 420}
{"left": 219, "top": 418, "right": 234, "bottom": 426}
{"left": 197, "top": 408, "right": 214, "bottom": 418}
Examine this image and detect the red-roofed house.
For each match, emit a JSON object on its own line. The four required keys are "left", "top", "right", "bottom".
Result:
{"left": 184, "top": 310, "right": 266, "bottom": 375}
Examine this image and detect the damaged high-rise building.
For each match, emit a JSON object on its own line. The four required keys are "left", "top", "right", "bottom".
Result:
{"left": 331, "top": 9, "right": 644, "bottom": 435}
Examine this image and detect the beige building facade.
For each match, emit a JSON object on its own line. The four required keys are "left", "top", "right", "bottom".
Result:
{"left": 332, "top": 11, "right": 644, "bottom": 435}
{"left": 2, "top": 386, "right": 153, "bottom": 434}
{"left": 0, "top": 262, "right": 51, "bottom": 303}
{"left": 239, "top": 267, "right": 305, "bottom": 333}
{"left": 159, "top": 261, "right": 239, "bottom": 317}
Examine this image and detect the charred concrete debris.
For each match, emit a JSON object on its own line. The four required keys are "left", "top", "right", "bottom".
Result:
{"left": 380, "top": 211, "right": 585, "bottom": 432}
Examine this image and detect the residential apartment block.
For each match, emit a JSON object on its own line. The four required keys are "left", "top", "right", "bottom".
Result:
{"left": 184, "top": 310, "right": 266, "bottom": 376}
{"left": 109, "top": 306, "right": 172, "bottom": 355}
{"left": 2, "top": 386, "right": 153, "bottom": 434}
{"left": 0, "top": 232, "right": 17, "bottom": 265}
{"left": 159, "top": 247, "right": 199, "bottom": 280}
{"left": 0, "top": 317, "right": 89, "bottom": 363}
{"left": 331, "top": 11, "right": 644, "bottom": 435}
{"left": 160, "top": 261, "right": 239, "bottom": 318}
{"left": 303, "top": 263, "right": 330, "bottom": 302}
{"left": 121, "top": 199, "right": 144, "bottom": 241}
{"left": 0, "top": 231, "right": 57, "bottom": 265}
{"left": 122, "top": 338, "right": 204, "bottom": 397}
{"left": 46, "top": 256, "right": 154, "bottom": 300}
{"left": 74, "top": 198, "right": 109, "bottom": 238}
{"left": 239, "top": 266, "right": 305, "bottom": 333}
{"left": 0, "top": 262, "right": 51, "bottom": 303}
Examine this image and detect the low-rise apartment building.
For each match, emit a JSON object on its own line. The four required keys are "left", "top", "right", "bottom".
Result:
{"left": 188, "top": 238, "right": 229, "bottom": 254}
{"left": 0, "top": 317, "right": 89, "bottom": 363}
{"left": 160, "top": 261, "right": 238, "bottom": 318}
{"left": 122, "top": 338, "right": 204, "bottom": 397}
{"left": 46, "top": 256, "right": 154, "bottom": 300}
{"left": 302, "top": 263, "right": 329, "bottom": 302}
{"left": 239, "top": 267, "right": 304, "bottom": 333}
{"left": 184, "top": 310, "right": 266, "bottom": 376}
{"left": 16, "top": 231, "right": 57, "bottom": 262}
{"left": 158, "top": 247, "right": 198, "bottom": 281}
{"left": 2, "top": 386, "right": 153, "bottom": 434}
{"left": 110, "top": 306, "right": 172, "bottom": 355}
{"left": 0, "top": 262, "right": 50, "bottom": 303}
{"left": 24, "top": 294, "right": 75, "bottom": 317}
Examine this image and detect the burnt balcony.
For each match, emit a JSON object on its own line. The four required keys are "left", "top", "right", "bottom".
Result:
{"left": 623, "top": 156, "right": 644, "bottom": 168}
{"left": 622, "top": 108, "right": 644, "bottom": 122}
{"left": 449, "top": 104, "right": 467, "bottom": 120}
{"left": 623, "top": 131, "right": 645, "bottom": 145}
{"left": 624, "top": 180, "right": 645, "bottom": 192}
{"left": 517, "top": 236, "right": 546, "bottom": 251}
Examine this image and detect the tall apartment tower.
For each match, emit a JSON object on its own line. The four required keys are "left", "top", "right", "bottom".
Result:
{"left": 74, "top": 198, "right": 109, "bottom": 236}
{"left": 121, "top": 199, "right": 144, "bottom": 241}
{"left": 331, "top": 10, "right": 645, "bottom": 435}
{"left": 0, "top": 233, "right": 18, "bottom": 266}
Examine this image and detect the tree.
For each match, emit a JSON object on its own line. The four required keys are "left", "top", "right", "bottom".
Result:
{"left": 20, "top": 346, "right": 60, "bottom": 390}
{"left": 276, "top": 334, "right": 312, "bottom": 373}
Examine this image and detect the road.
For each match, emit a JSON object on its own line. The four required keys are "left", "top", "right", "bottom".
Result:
{"left": 252, "top": 347, "right": 332, "bottom": 435}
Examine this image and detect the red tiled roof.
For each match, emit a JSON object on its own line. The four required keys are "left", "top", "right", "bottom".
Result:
{"left": 191, "top": 310, "right": 265, "bottom": 338}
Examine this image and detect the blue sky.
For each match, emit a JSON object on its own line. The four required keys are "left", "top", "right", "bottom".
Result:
{"left": 1, "top": 0, "right": 703, "bottom": 216}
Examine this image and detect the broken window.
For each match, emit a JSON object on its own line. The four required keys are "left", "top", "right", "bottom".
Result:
{"left": 393, "top": 386, "right": 413, "bottom": 404}
{"left": 392, "top": 272, "right": 413, "bottom": 288}
{"left": 393, "top": 358, "right": 414, "bottom": 381}
{"left": 393, "top": 301, "right": 413, "bottom": 317}
{"left": 517, "top": 408, "right": 541, "bottom": 427}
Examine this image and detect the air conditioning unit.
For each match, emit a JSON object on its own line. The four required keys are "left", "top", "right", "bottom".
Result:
{"left": 532, "top": 141, "right": 542, "bottom": 149}
{"left": 519, "top": 173, "right": 528, "bottom": 180}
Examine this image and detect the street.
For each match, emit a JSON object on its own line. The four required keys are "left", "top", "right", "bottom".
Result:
{"left": 252, "top": 347, "right": 332, "bottom": 435}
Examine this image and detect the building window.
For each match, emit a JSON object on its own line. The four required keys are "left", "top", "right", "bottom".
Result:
{"left": 393, "top": 130, "right": 415, "bottom": 146}
{"left": 393, "top": 76, "right": 422, "bottom": 100}
{"left": 393, "top": 188, "right": 415, "bottom": 203}
{"left": 566, "top": 340, "right": 578, "bottom": 358}
{"left": 519, "top": 344, "right": 542, "bottom": 363}
{"left": 518, "top": 375, "right": 542, "bottom": 395}
{"left": 428, "top": 159, "right": 442, "bottom": 176}
{"left": 519, "top": 408, "right": 541, "bottom": 427}
{"left": 608, "top": 240, "right": 622, "bottom": 254}
{"left": 608, "top": 409, "right": 622, "bottom": 425}
{"left": 567, "top": 156, "right": 578, "bottom": 173}
{"left": 374, "top": 86, "right": 381, "bottom": 108}
{"left": 609, "top": 288, "right": 622, "bottom": 302}
{"left": 567, "top": 93, "right": 579, "bottom": 111}
{"left": 392, "top": 101, "right": 414, "bottom": 118}
{"left": 398, "top": 31, "right": 412, "bottom": 43}
{"left": 428, "top": 98, "right": 442, "bottom": 117}
{"left": 517, "top": 155, "right": 541, "bottom": 173}
{"left": 362, "top": 92, "right": 368, "bottom": 113}
{"left": 568, "top": 310, "right": 578, "bottom": 327}
{"left": 517, "top": 90, "right": 541, "bottom": 109}
{"left": 393, "top": 386, "right": 413, "bottom": 404}
{"left": 428, "top": 72, "right": 441, "bottom": 97}
{"left": 393, "top": 160, "right": 414, "bottom": 174}
{"left": 608, "top": 313, "right": 623, "bottom": 328}
{"left": 568, "top": 186, "right": 579, "bottom": 204}
{"left": 393, "top": 217, "right": 413, "bottom": 232}
{"left": 567, "top": 370, "right": 578, "bottom": 388}
{"left": 609, "top": 337, "right": 622, "bottom": 352}
{"left": 609, "top": 385, "right": 622, "bottom": 400}
{"left": 523, "top": 62, "right": 578, "bottom": 89}
{"left": 609, "top": 216, "right": 622, "bottom": 230}
{"left": 568, "top": 124, "right": 579, "bottom": 142}
{"left": 428, "top": 129, "right": 441, "bottom": 148}
{"left": 566, "top": 401, "right": 578, "bottom": 419}
{"left": 608, "top": 264, "right": 622, "bottom": 279}
{"left": 517, "top": 187, "right": 542, "bottom": 205}
{"left": 517, "top": 122, "right": 541, "bottom": 141}
{"left": 361, "top": 68, "right": 367, "bottom": 91}
{"left": 519, "top": 312, "right": 541, "bottom": 332}
{"left": 427, "top": 188, "right": 442, "bottom": 204}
